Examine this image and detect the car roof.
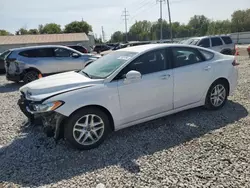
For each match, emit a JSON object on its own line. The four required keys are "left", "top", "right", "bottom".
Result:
{"left": 117, "top": 43, "right": 213, "bottom": 53}
{"left": 9, "top": 45, "right": 71, "bottom": 52}
{"left": 189, "top": 35, "right": 232, "bottom": 40}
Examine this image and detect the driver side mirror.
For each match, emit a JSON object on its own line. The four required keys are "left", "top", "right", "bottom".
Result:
{"left": 124, "top": 70, "right": 142, "bottom": 83}
{"left": 72, "top": 53, "right": 80, "bottom": 58}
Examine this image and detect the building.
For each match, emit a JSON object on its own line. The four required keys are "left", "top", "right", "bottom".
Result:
{"left": 0, "top": 32, "right": 95, "bottom": 53}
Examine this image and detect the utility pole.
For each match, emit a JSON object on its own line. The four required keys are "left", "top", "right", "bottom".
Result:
{"left": 101, "top": 26, "right": 105, "bottom": 43}
{"left": 122, "top": 8, "right": 129, "bottom": 42}
{"left": 166, "top": 0, "right": 173, "bottom": 42}
{"left": 157, "top": 0, "right": 165, "bottom": 41}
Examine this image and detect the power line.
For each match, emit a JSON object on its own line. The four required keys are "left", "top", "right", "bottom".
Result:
{"left": 130, "top": 1, "right": 157, "bottom": 21}
{"left": 122, "top": 8, "right": 129, "bottom": 42}
{"left": 124, "top": 0, "right": 153, "bottom": 12}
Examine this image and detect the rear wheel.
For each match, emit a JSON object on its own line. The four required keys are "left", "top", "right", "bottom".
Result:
{"left": 204, "top": 81, "right": 228, "bottom": 110}
{"left": 23, "top": 70, "right": 39, "bottom": 84}
{"left": 221, "top": 50, "right": 232, "bottom": 55}
{"left": 64, "top": 107, "right": 111, "bottom": 150}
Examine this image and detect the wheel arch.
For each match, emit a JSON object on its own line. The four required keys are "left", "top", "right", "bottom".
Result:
{"left": 23, "top": 67, "right": 42, "bottom": 75}
{"left": 220, "top": 48, "right": 232, "bottom": 55}
{"left": 58, "top": 104, "right": 115, "bottom": 139}
{"left": 210, "top": 77, "right": 230, "bottom": 95}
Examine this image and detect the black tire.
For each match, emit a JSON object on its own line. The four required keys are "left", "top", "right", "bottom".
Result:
{"left": 204, "top": 80, "right": 229, "bottom": 110}
{"left": 221, "top": 50, "right": 232, "bottom": 55}
{"left": 64, "top": 107, "right": 111, "bottom": 150}
{"left": 23, "top": 70, "right": 39, "bottom": 84}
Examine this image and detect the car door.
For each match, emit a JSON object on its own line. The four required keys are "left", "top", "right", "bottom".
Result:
{"left": 170, "top": 47, "right": 214, "bottom": 109}
{"left": 211, "top": 37, "right": 224, "bottom": 52}
{"left": 116, "top": 48, "right": 174, "bottom": 124}
{"left": 18, "top": 48, "right": 57, "bottom": 74}
{"left": 53, "top": 47, "right": 84, "bottom": 72}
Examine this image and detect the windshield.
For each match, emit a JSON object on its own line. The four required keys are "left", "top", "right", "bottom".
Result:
{"left": 82, "top": 51, "right": 138, "bottom": 79}
{"left": 182, "top": 38, "right": 200, "bottom": 45}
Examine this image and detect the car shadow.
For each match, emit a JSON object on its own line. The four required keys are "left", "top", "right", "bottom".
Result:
{"left": 0, "top": 82, "right": 24, "bottom": 93}
{"left": 0, "top": 101, "right": 248, "bottom": 187}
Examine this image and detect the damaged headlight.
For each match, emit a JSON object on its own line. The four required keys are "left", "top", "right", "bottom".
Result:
{"left": 30, "top": 101, "right": 64, "bottom": 113}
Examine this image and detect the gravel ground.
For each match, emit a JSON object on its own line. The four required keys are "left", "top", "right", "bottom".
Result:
{"left": 0, "top": 57, "right": 250, "bottom": 188}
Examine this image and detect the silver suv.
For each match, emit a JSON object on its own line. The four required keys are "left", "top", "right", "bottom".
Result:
{"left": 182, "top": 35, "right": 235, "bottom": 55}
{"left": 5, "top": 45, "right": 100, "bottom": 83}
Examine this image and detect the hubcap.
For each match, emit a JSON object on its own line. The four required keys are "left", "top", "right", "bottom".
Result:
{"left": 73, "top": 114, "right": 105, "bottom": 146}
{"left": 210, "top": 84, "right": 226, "bottom": 107}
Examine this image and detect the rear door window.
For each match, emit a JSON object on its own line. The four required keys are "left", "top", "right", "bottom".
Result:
{"left": 211, "top": 37, "right": 223, "bottom": 47}
{"left": 221, "top": 36, "right": 233, "bottom": 44}
{"left": 36, "top": 48, "right": 54, "bottom": 57}
{"left": 19, "top": 48, "right": 54, "bottom": 58}
{"left": 19, "top": 49, "right": 38, "bottom": 57}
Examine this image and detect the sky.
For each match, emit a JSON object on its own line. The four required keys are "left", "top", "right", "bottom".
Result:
{"left": 0, "top": 0, "right": 249, "bottom": 40}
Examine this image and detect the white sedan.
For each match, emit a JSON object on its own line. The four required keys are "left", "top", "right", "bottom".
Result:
{"left": 18, "top": 44, "right": 238, "bottom": 150}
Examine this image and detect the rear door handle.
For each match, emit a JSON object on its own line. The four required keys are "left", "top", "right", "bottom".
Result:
{"left": 204, "top": 66, "right": 211, "bottom": 71}
{"left": 160, "top": 74, "right": 170, "bottom": 80}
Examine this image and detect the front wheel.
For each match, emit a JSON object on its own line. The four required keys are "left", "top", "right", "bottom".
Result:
{"left": 204, "top": 81, "right": 228, "bottom": 110}
{"left": 64, "top": 107, "right": 111, "bottom": 150}
{"left": 23, "top": 70, "right": 39, "bottom": 84}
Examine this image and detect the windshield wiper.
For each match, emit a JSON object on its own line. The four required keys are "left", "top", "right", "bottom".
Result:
{"left": 81, "top": 71, "right": 92, "bottom": 79}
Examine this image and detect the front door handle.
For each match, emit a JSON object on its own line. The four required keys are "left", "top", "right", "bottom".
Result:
{"left": 204, "top": 66, "right": 211, "bottom": 71}
{"left": 160, "top": 74, "right": 170, "bottom": 80}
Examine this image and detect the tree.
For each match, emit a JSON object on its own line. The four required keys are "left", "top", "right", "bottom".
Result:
{"left": 188, "top": 15, "right": 210, "bottom": 36}
{"left": 111, "top": 31, "right": 124, "bottom": 42}
{"left": 150, "top": 19, "right": 170, "bottom": 40}
{"left": 41, "top": 23, "right": 61, "bottom": 34}
{"left": 0, "top": 30, "right": 10, "bottom": 36}
{"left": 129, "top": 20, "right": 152, "bottom": 41}
{"left": 28, "top": 29, "right": 39, "bottom": 34}
{"left": 207, "top": 20, "right": 231, "bottom": 35}
{"left": 15, "top": 28, "right": 29, "bottom": 35}
{"left": 38, "top": 24, "right": 44, "bottom": 34}
{"left": 231, "top": 9, "right": 250, "bottom": 32}
{"left": 64, "top": 21, "right": 92, "bottom": 34}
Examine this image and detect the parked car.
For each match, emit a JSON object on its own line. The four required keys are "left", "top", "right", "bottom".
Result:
{"left": 93, "top": 44, "right": 113, "bottom": 53}
{"left": 5, "top": 45, "right": 100, "bottom": 83}
{"left": 0, "top": 50, "right": 11, "bottom": 73}
{"left": 18, "top": 44, "right": 238, "bottom": 150}
{"left": 67, "top": 45, "right": 88, "bottom": 53}
{"left": 182, "top": 35, "right": 235, "bottom": 55}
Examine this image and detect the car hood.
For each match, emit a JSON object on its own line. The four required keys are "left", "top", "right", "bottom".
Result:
{"left": 19, "top": 71, "right": 104, "bottom": 101}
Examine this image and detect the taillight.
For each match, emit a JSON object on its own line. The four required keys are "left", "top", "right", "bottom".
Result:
{"left": 232, "top": 59, "right": 239, "bottom": 66}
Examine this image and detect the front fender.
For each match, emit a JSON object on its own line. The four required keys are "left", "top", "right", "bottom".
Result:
{"left": 44, "top": 82, "right": 121, "bottom": 126}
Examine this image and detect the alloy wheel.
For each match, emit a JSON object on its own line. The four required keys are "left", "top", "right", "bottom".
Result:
{"left": 73, "top": 114, "right": 105, "bottom": 146}
{"left": 210, "top": 84, "right": 226, "bottom": 107}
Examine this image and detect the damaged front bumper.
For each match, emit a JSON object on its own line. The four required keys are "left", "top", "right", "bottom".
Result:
{"left": 5, "top": 59, "right": 25, "bottom": 82}
{"left": 18, "top": 93, "right": 66, "bottom": 140}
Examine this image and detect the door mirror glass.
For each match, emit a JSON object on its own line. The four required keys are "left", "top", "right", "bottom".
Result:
{"left": 125, "top": 70, "right": 141, "bottom": 82}
{"left": 72, "top": 53, "right": 80, "bottom": 58}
